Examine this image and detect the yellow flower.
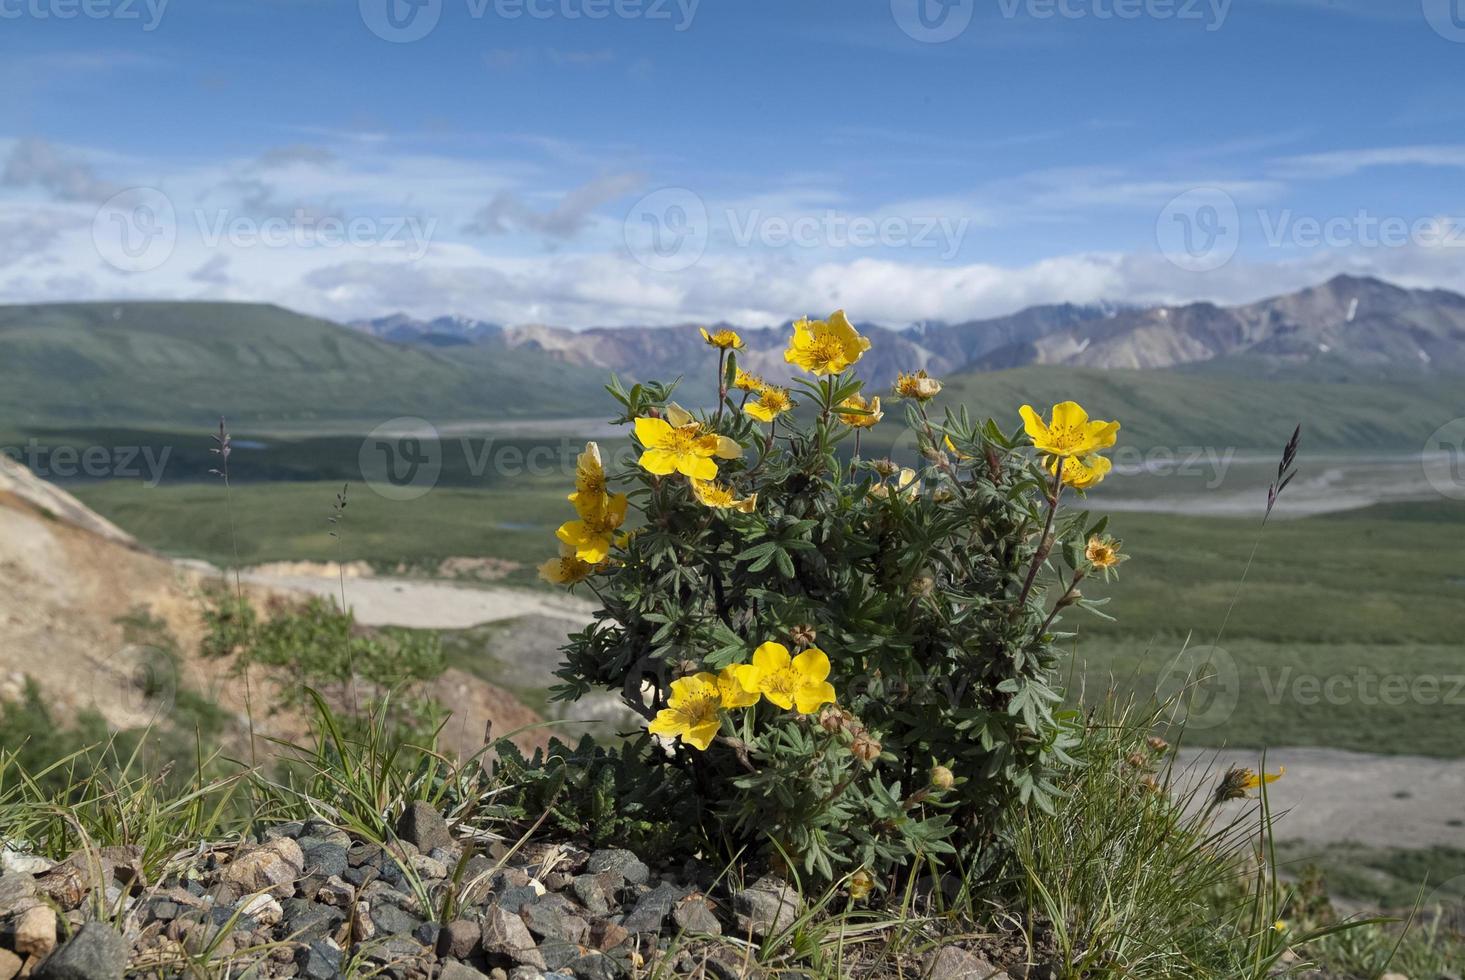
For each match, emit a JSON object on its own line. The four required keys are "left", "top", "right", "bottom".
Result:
{"left": 1272, "top": 920, "right": 1288, "bottom": 934}
{"left": 716, "top": 665, "right": 759, "bottom": 708}
{"left": 894, "top": 370, "right": 942, "bottom": 401}
{"left": 942, "top": 435, "right": 973, "bottom": 460}
{"left": 745, "top": 386, "right": 794, "bottom": 423}
{"left": 691, "top": 479, "right": 757, "bottom": 513}
{"left": 732, "top": 368, "right": 766, "bottom": 393}
{"left": 847, "top": 870, "right": 875, "bottom": 901}
{"left": 538, "top": 547, "right": 597, "bottom": 586}
{"left": 635, "top": 416, "right": 725, "bottom": 481}
{"left": 1240, "top": 765, "right": 1285, "bottom": 791}
{"left": 647, "top": 673, "right": 724, "bottom": 751}
{"left": 567, "top": 441, "right": 608, "bottom": 512}
{"left": 699, "top": 326, "right": 744, "bottom": 350}
{"left": 734, "top": 641, "right": 836, "bottom": 714}
{"left": 836, "top": 393, "right": 882, "bottom": 429}
{"left": 784, "top": 309, "right": 870, "bottom": 376}
{"left": 1085, "top": 534, "right": 1126, "bottom": 570}
{"left": 666, "top": 403, "right": 745, "bottom": 461}
{"left": 870, "top": 467, "right": 919, "bottom": 500}
{"left": 556, "top": 492, "right": 629, "bottom": 563}
{"left": 1019, "top": 401, "right": 1119, "bottom": 458}
{"left": 1050, "top": 452, "right": 1112, "bottom": 489}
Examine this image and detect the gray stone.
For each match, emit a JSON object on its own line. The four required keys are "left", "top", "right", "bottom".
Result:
{"left": 566, "top": 952, "right": 626, "bottom": 980}
{"left": 396, "top": 802, "right": 454, "bottom": 854}
{"left": 623, "top": 881, "right": 691, "bottom": 934}
{"left": 295, "top": 940, "right": 342, "bottom": 980}
{"left": 439, "top": 963, "right": 491, "bottom": 980}
{"left": 570, "top": 874, "right": 612, "bottom": 916}
{"left": 33, "top": 923, "right": 127, "bottom": 980}
{"left": 585, "top": 849, "right": 648, "bottom": 887}
{"left": 481, "top": 905, "right": 546, "bottom": 970}
{"left": 522, "top": 894, "right": 588, "bottom": 944}
{"left": 732, "top": 876, "right": 800, "bottom": 939}
{"left": 536, "top": 938, "right": 580, "bottom": 971}
{"left": 280, "top": 898, "right": 344, "bottom": 941}
{"left": 495, "top": 884, "right": 539, "bottom": 913}
{"left": 923, "top": 946, "right": 1009, "bottom": 979}
{"left": 369, "top": 899, "right": 423, "bottom": 936}
{"left": 672, "top": 894, "right": 722, "bottom": 936}
{"left": 301, "top": 842, "right": 348, "bottom": 878}
{"left": 506, "top": 969, "right": 545, "bottom": 980}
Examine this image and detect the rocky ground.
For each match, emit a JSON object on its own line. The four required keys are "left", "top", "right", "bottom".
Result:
{"left": 0, "top": 803, "right": 1022, "bottom": 980}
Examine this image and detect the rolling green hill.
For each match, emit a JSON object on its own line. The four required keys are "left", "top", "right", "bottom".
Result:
{"left": 0, "top": 301, "right": 608, "bottom": 427}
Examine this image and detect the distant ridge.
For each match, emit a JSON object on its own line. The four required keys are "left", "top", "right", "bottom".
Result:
{"left": 351, "top": 276, "right": 1465, "bottom": 385}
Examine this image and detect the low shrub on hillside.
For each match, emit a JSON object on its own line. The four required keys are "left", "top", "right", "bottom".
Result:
{"left": 539, "top": 313, "right": 1126, "bottom": 887}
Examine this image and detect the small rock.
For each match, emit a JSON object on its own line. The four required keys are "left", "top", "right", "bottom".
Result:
{"left": 411, "top": 854, "right": 449, "bottom": 880}
{"left": 221, "top": 841, "right": 302, "bottom": 896}
{"left": 481, "top": 905, "right": 546, "bottom": 970}
{"left": 571, "top": 874, "right": 613, "bottom": 916}
{"left": 301, "top": 843, "right": 348, "bottom": 878}
{"left": 496, "top": 885, "right": 540, "bottom": 913}
{"left": 414, "top": 921, "right": 440, "bottom": 946}
{"left": 924, "top": 946, "right": 1009, "bottom": 979}
{"left": 589, "top": 918, "right": 629, "bottom": 951}
{"left": 0, "top": 948, "right": 20, "bottom": 980}
{"left": 295, "top": 940, "right": 342, "bottom": 980}
{"left": 0, "top": 852, "right": 53, "bottom": 876}
{"left": 732, "top": 877, "right": 800, "bottom": 940}
{"left": 280, "top": 898, "right": 344, "bottom": 941}
{"left": 13, "top": 904, "right": 58, "bottom": 959}
{"left": 439, "top": 963, "right": 491, "bottom": 980}
{"left": 369, "top": 899, "right": 422, "bottom": 936}
{"left": 624, "top": 881, "right": 691, "bottom": 934}
{"left": 441, "top": 918, "right": 481, "bottom": 958}
{"left": 263, "top": 821, "right": 305, "bottom": 841}
{"left": 32, "top": 922, "right": 127, "bottom": 980}
{"left": 238, "top": 893, "right": 283, "bottom": 927}
{"left": 585, "top": 849, "right": 648, "bottom": 887}
{"left": 566, "top": 951, "right": 625, "bottom": 980}
{"left": 316, "top": 875, "right": 355, "bottom": 907}
{"left": 0, "top": 873, "right": 38, "bottom": 917}
{"left": 672, "top": 894, "right": 722, "bottom": 936}
{"left": 396, "top": 802, "right": 454, "bottom": 854}
{"left": 522, "top": 894, "right": 589, "bottom": 944}
{"left": 352, "top": 902, "right": 377, "bottom": 942}
{"left": 507, "top": 968, "right": 545, "bottom": 980}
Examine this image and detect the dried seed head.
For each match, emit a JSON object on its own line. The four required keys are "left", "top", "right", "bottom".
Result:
{"left": 789, "top": 624, "right": 818, "bottom": 649}
{"left": 909, "top": 574, "right": 935, "bottom": 598}
{"left": 872, "top": 458, "right": 900, "bottom": 477}
{"left": 1147, "top": 736, "right": 1169, "bottom": 753}
{"left": 851, "top": 732, "right": 882, "bottom": 764}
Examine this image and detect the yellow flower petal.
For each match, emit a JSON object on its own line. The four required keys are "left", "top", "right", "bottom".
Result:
{"left": 794, "top": 681, "right": 837, "bottom": 715}
{"left": 717, "top": 666, "right": 759, "bottom": 708}
{"left": 634, "top": 416, "right": 673, "bottom": 446}
{"left": 792, "top": 647, "right": 831, "bottom": 684}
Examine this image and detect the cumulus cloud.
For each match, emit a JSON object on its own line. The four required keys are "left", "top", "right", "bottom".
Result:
{"left": 464, "top": 172, "right": 644, "bottom": 239}
{"left": 2, "top": 138, "right": 118, "bottom": 203}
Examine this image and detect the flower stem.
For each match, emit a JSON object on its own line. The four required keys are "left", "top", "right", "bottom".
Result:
{"left": 1017, "top": 457, "right": 1064, "bottom": 607}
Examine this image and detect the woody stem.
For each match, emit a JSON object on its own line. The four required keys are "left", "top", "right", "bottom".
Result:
{"left": 1017, "top": 457, "right": 1064, "bottom": 607}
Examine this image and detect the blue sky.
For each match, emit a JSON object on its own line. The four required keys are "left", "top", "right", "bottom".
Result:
{"left": 2, "top": 0, "right": 1463, "bottom": 326}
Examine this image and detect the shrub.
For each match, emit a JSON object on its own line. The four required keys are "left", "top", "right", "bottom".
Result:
{"left": 543, "top": 312, "right": 1124, "bottom": 886}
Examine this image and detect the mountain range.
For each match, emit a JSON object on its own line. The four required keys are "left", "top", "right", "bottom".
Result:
{"left": 351, "top": 275, "right": 1465, "bottom": 385}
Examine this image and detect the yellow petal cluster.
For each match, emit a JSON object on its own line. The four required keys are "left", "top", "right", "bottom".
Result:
{"left": 543, "top": 441, "right": 625, "bottom": 584}
{"left": 784, "top": 310, "right": 870, "bottom": 376}
{"left": 894, "top": 370, "right": 942, "bottom": 401}
{"left": 1021, "top": 400, "right": 1120, "bottom": 489}
{"left": 733, "top": 642, "right": 836, "bottom": 714}
{"left": 691, "top": 479, "right": 757, "bottom": 513}
{"left": 836, "top": 393, "right": 882, "bottom": 429}
{"left": 699, "top": 326, "right": 744, "bottom": 350}
{"left": 745, "top": 386, "right": 793, "bottom": 423}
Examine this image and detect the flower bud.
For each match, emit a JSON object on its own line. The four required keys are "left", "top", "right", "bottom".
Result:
{"left": 818, "top": 705, "right": 848, "bottom": 735}
{"left": 850, "top": 732, "right": 882, "bottom": 764}
{"left": 929, "top": 766, "right": 954, "bottom": 791}
{"left": 789, "top": 624, "right": 818, "bottom": 649}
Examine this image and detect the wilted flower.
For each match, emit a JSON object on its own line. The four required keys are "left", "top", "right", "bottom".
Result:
{"left": 847, "top": 869, "right": 875, "bottom": 901}
{"left": 1085, "top": 534, "right": 1127, "bottom": 574}
{"left": 1147, "top": 736, "right": 1169, "bottom": 753}
{"left": 784, "top": 310, "right": 870, "bottom": 376}
{"left": 871, "top": 467, "right": 920, "bottom": 501}
{"left": 538, "top": 547, "right": 597, "bottom": 586}
{"left": 851, "top": 731, "right": 882, "bottom": 764}
{"left": 699, "top": 326, "right": 744, "bottom": 350}
{"left": 871, "top": 458, "right": 900, "bottom": 478}
{"left": 732, "top": 368, "right": 766, "bottom": 392}
{"left": 789, "top": 624, "right": 818, "bottom": 649}
{"left": 894, "top": 370, "right": 942, "bottom": 401}
{"left": 1214, "top": 764, "right": 1285, "bottom": 804}
{"left": 1020, "top": 401, "right": 1119, "bottom": 459}
{"left": 818, "top": 705, "right": 849, "bottom": 734}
